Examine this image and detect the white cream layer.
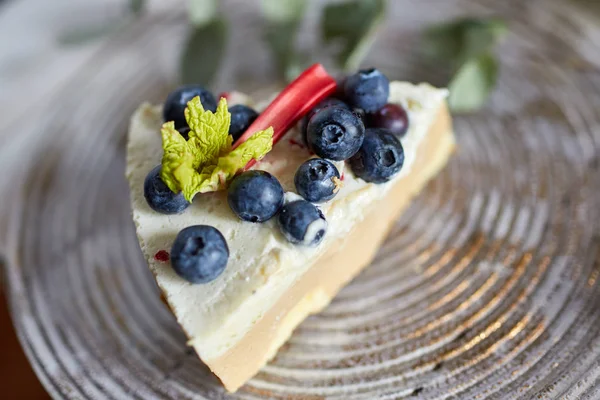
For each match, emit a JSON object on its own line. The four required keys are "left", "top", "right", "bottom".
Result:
{"left": 126, "top": 82, "right": 448, "bottom": 360}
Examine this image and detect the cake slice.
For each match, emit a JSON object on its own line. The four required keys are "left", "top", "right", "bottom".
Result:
{"left": 126, "top": 67, "right": 454, "bottom": 392}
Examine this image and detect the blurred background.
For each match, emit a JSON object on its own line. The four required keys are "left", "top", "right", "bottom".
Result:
{"left": 1, "top": 0, "right": 599, "bottom": 398}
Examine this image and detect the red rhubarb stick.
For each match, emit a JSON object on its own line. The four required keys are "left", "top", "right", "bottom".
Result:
{"left": 234, "top": 64, "right": 337, "bottom": 169}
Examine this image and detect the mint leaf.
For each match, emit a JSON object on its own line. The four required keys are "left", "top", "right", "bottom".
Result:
{"left": 185, "top": 97, "right": 232, "bottom": 167}
{"left": 448, "top": 52, "right": 498, "bottom": 113}
{"left": 160, "top": 122, "right": 198, "bottom": 196}
{"left": 321, "top": 0, "right": 385, "bottom": 72}
{"left": 180, "top": 18, "right": 227, "bottom": 85}
{"left": 161, "top": 97, "right": 274, "bottom": 200}
{"left": 197, "top": 128, "right": 274, "bottom": 193}
{"left": 262, "top": 0, "right": 307, "bottom": 82}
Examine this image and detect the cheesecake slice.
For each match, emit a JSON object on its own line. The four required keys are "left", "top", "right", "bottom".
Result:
{"left": 126, "top": 81, "right": 455, "bottom": 392}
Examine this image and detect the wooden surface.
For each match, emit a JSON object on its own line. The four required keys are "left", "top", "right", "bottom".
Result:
{"left": 0, "top": 291, "right": 49, "bottom": 399}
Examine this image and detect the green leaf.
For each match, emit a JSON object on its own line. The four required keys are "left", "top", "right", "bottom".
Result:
{"left": 180, "top": 17, "right": 227, "bottom": 85}
{"left": 160, "top": 97, "right": 273, "bottom": 201}
{"left": 424, "top": 17, "right": 507, "bottom": 112}
{"left": 262, "top": 0, "right": 307, "bottom": 82}
{"left": 196, "top": 128, "right": 274, "bottom": 193}
{"left": 460, "top": 19, "right": 507, "bottom": 64}
{"left": 189, "top": 0, "right": 218, "bottom": 27}
{"left": 264, "top": 21, "right": 307, "bottom": 82}
{"left": 129, "top": 0, "right": 146, "bottom": 15}
{"left": 261, "top": 0, "right": 306, "bottom": 22}
{"left": 321, "top": 0, "right": 386, "bottom": 72}
{"left": 184, "top": 97, "right": 232, "bottom": 168}
{"left": 160, "top": 122, "right": 199, "bottom": 195}
{"left": 422, "top": 22, "right": 464, "bottom": 64}
{"left": 448, "top": 52, "right": 498, "bottom": 113}
{"left": 423, "top": 17, "right": 507, "bottom": 66}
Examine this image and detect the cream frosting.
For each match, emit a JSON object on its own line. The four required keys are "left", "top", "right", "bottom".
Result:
{"left": 126, "top": 82, "right": 448, "bottom": 360}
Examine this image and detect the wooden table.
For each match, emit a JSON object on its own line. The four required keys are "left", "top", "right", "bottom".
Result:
{"left": 1, "top": 291, "right": 50, "bottom": 399}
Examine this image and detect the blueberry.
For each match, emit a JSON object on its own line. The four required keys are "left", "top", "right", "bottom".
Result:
{"left": 367, "top": 103, "right": 409, "bottom": 137}
{"left": 227, "top": 171, "right": 284, "bottom": 222}
{"left": 278, "top": 200, "right": 327, "bottom": 246}
{"left": 307, "top": 98, "right": 349, "bottom": 123}
{"left": 343, "top": 68, "right": 390, "bottom": 113}
{"left": 348, "top": 128, "right": 404, "bottom": 183}
{"left": 170, "top": 225, "right": 229, "bottom": 284}
{"left": 352, "top": 108, "right": 366, "bottom": 124}
{"left": 294, "top": 159, "right": 340, "bottom": 203}
{"left": 306, "top": 107, "right": 365, "bottom": 161}
{"left": 144, "top": 165, "right": 189, "bottom": 214}
{"left": 163, "top": 85, "right": 217, "bottom": 129}
{"left": 177, "top": 126, "right": 191, "bottom": 140}
{"left": 229, "top": 105, "right": 259, "bottom": 142}
{"left": 301, "top": 98, "right": 349, "bottom": 145}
